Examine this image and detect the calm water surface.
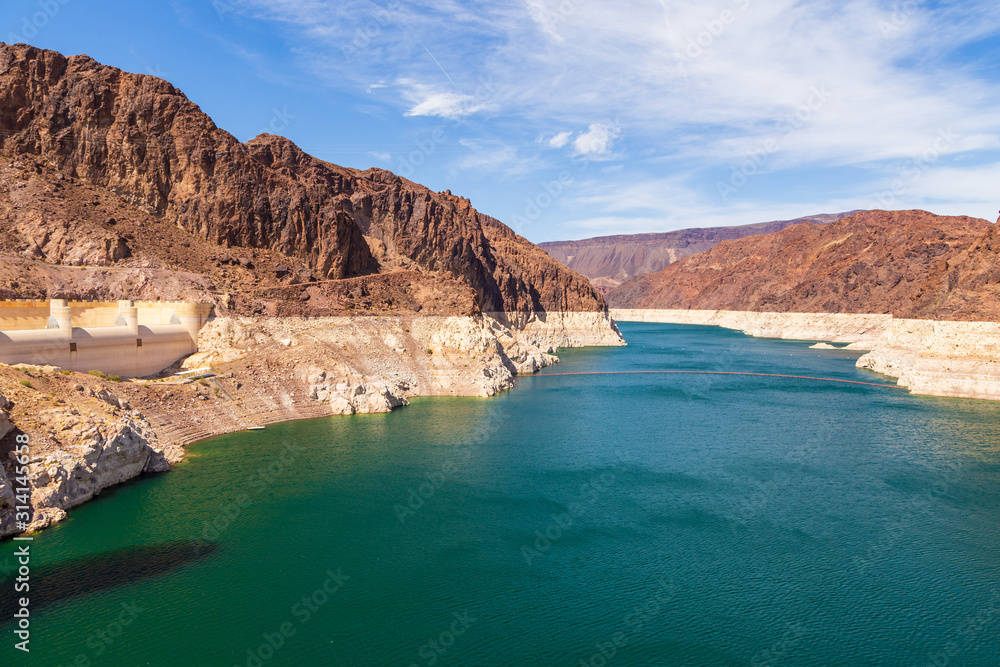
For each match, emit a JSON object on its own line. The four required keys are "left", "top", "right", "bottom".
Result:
{"left": 2, "top": 322, "right": 999, "bottom": 666}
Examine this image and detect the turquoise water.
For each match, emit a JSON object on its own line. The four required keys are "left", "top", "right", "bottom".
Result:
{"left": 3, "top": 322, "right": 1000, "bottom": 666}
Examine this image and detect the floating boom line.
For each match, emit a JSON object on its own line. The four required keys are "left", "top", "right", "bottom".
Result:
{"left": 529, "top": 370, "right": 902, "bottom": 389}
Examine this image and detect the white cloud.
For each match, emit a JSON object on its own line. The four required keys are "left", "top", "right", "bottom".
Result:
{"left": 398, "top": 79, "right": 492, "bottom": 119}
{"left": 503, "top": 0, "right": 1000, "bottom": 169}
{"left": 405, "top": 92, "right": 477, "bottom": 118}
{"left": 546, "top": 131, "right": 572, "bottom": 149}
{"left": 369, "top": 151, "right": 392, "bottom": 162}
{"left": 573, "top": 123, "right": 621, "bottom": 159}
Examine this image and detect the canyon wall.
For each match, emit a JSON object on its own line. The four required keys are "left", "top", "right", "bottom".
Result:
{"left": 0, "top": 43, "right": 609, "bottom": 321}
{"left": 608, "top": 210, "right": 996, "bottom": 321}
{"left": 608, "top": 211, "right": 1000, "bottom": 402}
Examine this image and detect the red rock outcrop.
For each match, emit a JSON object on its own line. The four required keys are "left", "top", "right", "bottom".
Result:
{"left": 908, "top": 221, "right": 1000, "bottom": 320}
{"left": 0, "top": 43, "right": 606, "bottom": 317}
{"left": 608, "top": 210, "right": 999, "bottom": 321}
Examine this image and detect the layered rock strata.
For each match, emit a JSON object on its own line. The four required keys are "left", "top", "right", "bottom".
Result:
{"left": 856, "top": 319, "right": 1000, "bottom": 400}
{"left": 0, "top": 42, "right": 628, "bottom": 538}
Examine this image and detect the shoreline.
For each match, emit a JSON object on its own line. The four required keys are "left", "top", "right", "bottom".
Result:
{"left": 611, "top": 309, "right": 1000, "bottom": 402}
{"left": 0, "top": 310, "right": 624, "bottom": 539}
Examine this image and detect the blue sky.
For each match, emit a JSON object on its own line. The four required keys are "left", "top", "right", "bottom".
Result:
{"left": 3, "top": 0, "right": 1000, "bottom": 242}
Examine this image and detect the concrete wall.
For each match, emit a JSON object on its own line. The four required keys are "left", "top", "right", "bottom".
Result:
{"left": 0, "top": 300, "right": 211, "bottom": 330}
{"left": 0, "top": 299, "right": 211, "bottom": 377}
{"left": 0, "top": 300, "right": 52, "bottom": 330}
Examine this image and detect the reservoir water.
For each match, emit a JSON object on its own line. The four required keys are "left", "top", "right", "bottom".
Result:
{"left": 2, "top": 322, "right": 999, "bottom": 666}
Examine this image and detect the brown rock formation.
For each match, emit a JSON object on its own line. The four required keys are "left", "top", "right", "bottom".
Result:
{"left": 608, "top": 210, "right": 999, "bottom": 320}
{"left": 0, "top": 43, "right": 606, "bottom": 318}
{"left": 908, "top": 220, "right": 1000, "bottom": 320}
{"left": 540, "top": 211, "right": 861, "bottom": 291}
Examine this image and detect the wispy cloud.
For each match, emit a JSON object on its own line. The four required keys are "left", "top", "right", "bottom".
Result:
{"left": 234, "top": 1, "right": 1000, "bottom": 160}
{"left": 455, "top": 138, "right": 540, "bottom": 177}
{"left": 546, "top": 131, "right": 572, "bottom": 149}
{"left": 205, "top": 0, "right": 1000, "bottom": 236}
{"left": 399, "top": 79, "right": 493, "bottom": 119}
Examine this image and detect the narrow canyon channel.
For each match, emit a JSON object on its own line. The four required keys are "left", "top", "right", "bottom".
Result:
{"left": 2, "top": 322, "right": 999, "bottom": 666}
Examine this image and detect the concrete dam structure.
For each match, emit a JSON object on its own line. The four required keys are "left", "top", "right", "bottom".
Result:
{"left": 0, "top": 299, "right": 211, "bottom": 377}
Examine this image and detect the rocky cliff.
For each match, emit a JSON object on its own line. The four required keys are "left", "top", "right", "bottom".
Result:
{"left": 907, "top": 222, "right": 1000, "bottom": 320}
{"left": 608, "top": 210, "right": 997, "bottom": 320}
{"left": 541, "top": 212, "right": 860, "bottom": 291}
{"left": 0, "top": 369, "right": 182, "bottom": 536}
{"left": 0, "top": 43, "right": 627, "bottom": 539}
{"left": 0, "top": 43, "right": 607, "bottom": 320}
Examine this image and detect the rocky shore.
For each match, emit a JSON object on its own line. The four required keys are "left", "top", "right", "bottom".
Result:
{"left": 0, "top": 312, "right": 623, "bottom": 538}
{"left": 855, "top": 318, "right": 1000, "bottom": 401}
{"left": 611, "top": 309, "right": 1000, "bottom": 402}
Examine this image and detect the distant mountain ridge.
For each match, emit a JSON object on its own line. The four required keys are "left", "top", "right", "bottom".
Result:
{"left": 540, "top": 212, "right": 862, "bottom": 292}
{"left": 607, "top": 209, "right": 1000, "bottom": 322}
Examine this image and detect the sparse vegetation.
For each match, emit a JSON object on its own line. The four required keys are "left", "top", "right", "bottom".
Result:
{"left": 109, "top": 375, "right": 122, "bottom": 382}
{"left": 198, "top": 378, "right": 208, "bottom": 386}
{"left": 60, "top": 370, "right": 72, "bottom": 375}
{"left": 19, "top": 379, "right": 32, "bottom": 388}
{"left": 88, "top": 370, "right": 106, "bottom": 378}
